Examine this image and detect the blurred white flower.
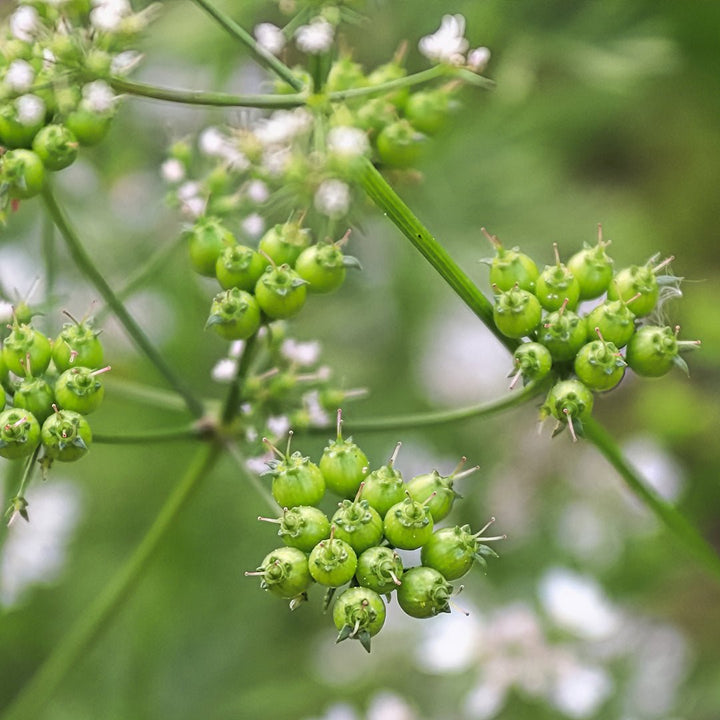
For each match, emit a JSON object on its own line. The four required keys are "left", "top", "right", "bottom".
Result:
{"left": 538, "top": 568, "right": 619, "bottom": 640}
{"left": 281, "top": 338, "right": 321, "bottom": 366}
{"left": 551, "top": 661, "right": 612, "bottom": 719}
{"left": 245, "top": 179, "right": 270, "bottom": 204}
{"left": 110, "top": 50, "right": 143, "bottom": 75}
{"left": 177, "top": 181, "right": 206, "bottom": 217}
{"left": 199, "top": 127, "right": 229, "bottom": 156}
{"left": 0, "top": 481, "right": 82, "bottom": 608}
{"left": 328, "top": 126, "right": 370, "bottom": 157}
{"left": 10, "top": 6, "right": 40, "bottom": 42}
{"left": 314, "top": 179, "right": 350, "bottom": 218}
{"left": 160, "top": 158, "right": 186, "bottom": 184}
{"left": 16, "top": 94, "right": 45, "bottom": 126}
{"left": 419, "top": 14, "right": 469, "bottom": 65}
{"left": 82, "top": 81, "right": 116, "bottom": 114}
{"left": 367, "top": 691, "right": 417, "bottom": 720}
{"left": 295, "top": 18, "right": 334, "bottom": 54}
{"left": 211, "top": 358, "right": 237, "bottom": 383}
{"left": 267, "top": 415, "right": 291, "bottom": 438}
{"left": 241, "top": 212, "right": 265, "bottom": 238}
{"left": 254, "top": 22, "right": 286, "bottom": 56}
{"left": 302, "top": 390, "right": 330, "bottom": 427}
{"left": 229, "top": 340, "right": 245, "bottom": 358}
{"left": 262, "top": 146, "right": 292, "bottom": 177}
{"left": 0, "top": 301, "right": 14, "bottom": 324}
{"left": 4, "top": 60, "right": 35, "bottom": 92}
{"left": 468, "top": 46, "right": 491, "bottom": 72}
{"left": 246, "top": 452, "right": 272, "bottom": 475}
{"left": 255, "top": 109, "right": 313, "bottom": 146}
{"left": 622, "top": 435, "right": 684, "bottom": 503}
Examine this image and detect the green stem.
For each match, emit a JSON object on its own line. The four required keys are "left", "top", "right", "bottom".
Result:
{"left": 94, "top": 232, "right": 184, "bottom": 325}
{"left": 306, "top": 379, "right": 545, "bottom": 434}
{"left": 108, "top": 76, "right": 306, "bottom": 109}
{"left": 1, "top": 442, "right": 222, "bottom": 720}
{"left": 42, "top": 210, "right": 56, "bottom": 308}
{"left": 189, "top": 0, "right": 304, "bottom": 91}
{"left": 328, "top": 65, "right": 454, "bottom": 102}
{"left": 42, "top": 186, "right": 205, "bottom": 419}
{"left": 103, "top": 377, "right": 211, "bottom": 415}
{"left": 355, "top": 158, "right": 518, "bottom": 354}
{"left": 221, "top": 332, "right": 259, "bottom": 426}
{"left": 584, "top": 417, "right": 720, "bottom": 581}
{"left": 93, "top": 425, "right": 200, "bottom": 444}
{"left": 225, "top": 441, "right": 279, "bottom": 513}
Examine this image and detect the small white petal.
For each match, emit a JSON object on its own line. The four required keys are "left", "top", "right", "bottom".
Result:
{"left": 254, "top": 22, "right": 286, "bottom": 56}
{"left": 211, "top": 358, "right": 237, "bottom": 383}
{"left": 5, "top": 60, "right": 35, "bottom": 93}
{"left": 419, "top": 14, "right": 469, "bottom": 64}
{"left": 295, "top": 18, "right": 334, "bottom": 54}
{"left": 82, "top": 80, "right": 116, "bottom": 114}
{"left": 10, "top": 6, "right": 40, "bottom": 42}
{"left": 110, "top": 50, "right": 143, "bottom": 75}
{"left": 241, "top": 213, "right": 265, "bottom": 239}
{"left": 266, "top": 415, "right": 291, "bottom": 437}
{"left": 245, "top": 179, "right": 270, "bottom": 204}
{"left": 160, "top": 158, "right": 186, "bottom": 184}
{"left": 468, "top": 46, "right": 491, "bottom": 71}
{"left": 281, "top": 339, "right": 321, "bottom": 366}
{"left": 314, "top": 179, "right": 350, "bottom": 218}
{"left": 16, "top": 95, "right": 45, "bottom": 126}
{"left": 327, "top": 126, "right": 370, "bottom": 158}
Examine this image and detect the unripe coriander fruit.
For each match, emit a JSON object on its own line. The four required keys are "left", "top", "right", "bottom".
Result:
{"left": 258, "top": 221, "right": 311, "bottom": 267}
{"left": 254, "top": 265, "right": 308, "bottom": 320}
{"left": 360, "top": 442, "right": 405, "bottom": 516}
{"left": 406, "top": 458, "right": 479, "bottom": 523}
{"left": 404, "top": 88, "right": 451, "bottom": 136}
{"left": 0, "top": 385, "right": 5, "bottom": 411}
{"left": 3, "top": 324, "right": 52, "bottom": 377}
{"left": 535, "top": 244, "right": 581, "bottom": 312}
{"left": 421, "top": 522, "right": 502, "bottom": 581}
{"left": 585, "top": 299, "right": 636, "bottom": 349}
{"left": 492, "top": 286, "right": 542, "bottom": 339}
{"left": 266, "top": 450, "right": 326, "bottom": 508}
{"left": 41, "top": 410, "right": 92, "bottom": 462}
{"left": 375, "top": 119, "right": 425, "bottom": 168}
{"left": 333, "top": 586, "right": 386, "bottom": 653}
{"left": 3, "top": 149, "right": 46, "bottom": 199}
{"left": 31, "top": 124, "right": 78, "bottom": 171}
{"left": 205, "top": 287, "right": 261, "bottom": 341}
{"left": 566, "top": 228, "right": 614, "bottom": 300}
{"left": 482, "top": 228, "right": 539, "bottom": 293}
{"left": 0, "top": 409, "right": 41, "bottom": 459}
{"left": 625, "top": 325, "right": 698, "bottom": 378}
{"left": 355, "top": 546, "right": 404, "bottom": 595}
{"left": 294, "top": 242, "right": 350, "bottom": 294}
{"left": 397, "top": 566, "right": 453, "bottom": 619}
{"left": 258, "top": 506, "right": 331, "bottom": 553}
{"left": 535, "top": 301, "right": 587, "bottom": 363}
{"left": 606, "top": 256, "right": 673, "bottom": 317}
{"left": 319, "top": 410, "right": 369, "bottom": 498}
{"left": 65, "top": 108, "right": 112, "bottom": 146}
{"left": 543, "top": 379, "right": 594, "bottom": 441}
{"left": 55, "top": 366, "right": 107, "bottom": 414}
{"left": 187, "top": 216, "right": 235, "bottom": 277}
{"left": 308, "top": 534, "right": 358, "bottom": 587}
{"left": 246, "top": 546, "right": 312, "bottom": 599}
{"left": 52, "top": 319, "right": 104, "bottom": 371}
{"left": 331, "top": 494, "right": 384, "bottom": 555}
{"left": 383, "top": 496, "right": 434, "bottom": 550}
{"left": 215, "top": 244, "right": 266, "bottom": 291}
{"left": 13, "top": 376, "right": 55, "bottom": 424}
{"left": 510, "top": 342, "right": 553, "bottom": 389}
{"left": 574, "top": 333, "right": 626, "bottom": 391}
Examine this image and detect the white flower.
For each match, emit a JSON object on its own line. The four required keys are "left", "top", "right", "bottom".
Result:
{"left": 241, "top": 213, "right": 265, "bottom": 238}
{"left": 468, "top": 46, "right": 491, "bottom": 72}
{"left": 538, "top": 568, "right": 619, "bottom": 640}
{"left": 160, "top": 158, "right": 186, "bottom": 184}
{"left": 302, "top": 390, "right": 330, "bottom": 427}
{"left": 82, "top": 80, "right": 116, "bottom": 114}
{"left": 16, "top": 94, "right": 45, "bottom": 126}
{"left": 418, "top": 14, "right": 469, "bottom": 64}
{"left": 314, "top": 179, "right": 350, "bottom": 218}
{"left": 90, "top": 7, "right": 125, "bottom": 32}
{"left": 177, "top": 181, "right": 202, "bottom": 202}
{"left": 211, "top": 358, "right": 237, "bottom": 383}
{"left": 110, "top": 50, "right": 143, "bottom": 75}
{"left": 254, "top": 108, "right": 313, "bottom": 146}
{"left": 177, "top": 182, "right": 206, "bottom": 217}
{"left": 4, "top": 60, "right": 35, "bottom": 93}
{"left": 245, "top": 179, "right": 269, "bottom": 204}
{"left": 0, "top": 301, "right": 15, "bottom": 324}
{"left": 551, "top": 661, "right": 612, "bottom": 719}
{"left": 327, "top": 126, "right": 370, "bottom": 157}
{"left": 367, "top": 691, "right": 417, "bottom": 720}
{"left": 42, "top": 48, "right": 56, "bottom": 71}
{"left": 262, "top": 146, "right": 292, "bottom": 177}
{"left": 10, "top": 6, "right": 40, "bottom": 42}
{"left": 266, "top": 415, "right": 291, "bottom": 438}
{"left": 254, "top": 22, "right": 286, "bottom": 56}
{"left": 295, "top": 17, "right": 334, "bottom": 54}
{"left": 246, "top": 453, "right": 272, "bottom": 475}
{"left": 199, "top": 126, "right": 229, "bottom": 156}
{"left": 281, "top": 339, "right": 321, "bottom": 366}
{"left": 0, "top": 482, "right": 82, "bottom": 608}
{"left": 229, "top": 340, "right": 245, "bottom": 358}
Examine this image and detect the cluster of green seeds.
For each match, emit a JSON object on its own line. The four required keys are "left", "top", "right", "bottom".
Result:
{"left": 483, "top": 226, "right": 700, "bottom": 439}
{"left": 189, "top": 215, "right": 360, "bottom": 340}
{"left": 0, "top": 312, "right": 107, "bottom": 464}
{"left": 247, "top": 412, "right": 501, "bottom": 652}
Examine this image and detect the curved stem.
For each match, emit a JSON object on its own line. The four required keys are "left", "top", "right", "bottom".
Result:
{"left": 108, "top": 76, "right": 306, "bottom": 109}
{"left": 584, "top": 417, "right": 720, "bottom": 582}
{"left": 224, "top": 441, "right": 279, "bottom": 513}
{"left": 355, "top": 158, "right": 518, "bottom": 354}
{"left": 103, "top": 376, "right": 213, "bottom": 414}
{"left": 93, "top": 425, "right": 200, "bottom": 444}
{"left": 220, "top": 332, "right": 259, "bottom": 426}
{"left": 1, "top": 441, "right": 222, "bottom": 720}
{"left": 305, "top": 379, "right": 545, "bottom": 434}
{"left": 189, "top": 0, "right": 304, "bottom": 92}
{"left": 42, "top": 186, "right": 205, "bottom": 419}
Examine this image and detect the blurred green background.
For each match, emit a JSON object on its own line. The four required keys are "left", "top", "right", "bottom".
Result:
{"left": 1, "top": 1, "right": 719, "bottom": 718}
